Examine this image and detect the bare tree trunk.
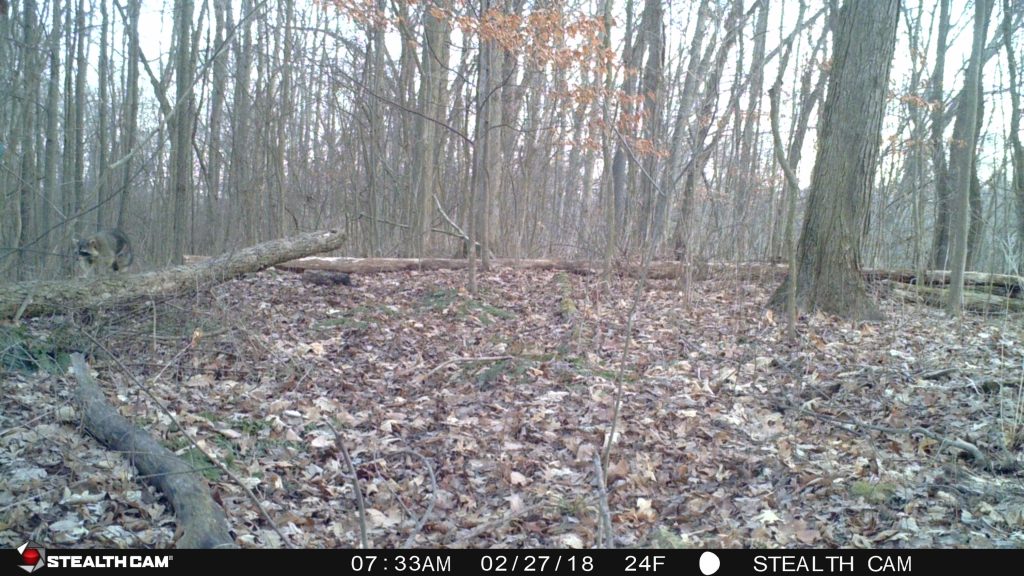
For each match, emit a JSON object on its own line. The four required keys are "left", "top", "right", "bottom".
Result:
{"left": 40, "top": 0, "right": 62, "bottom": 276}
{"left": 637, "top": 0, "right": 664, "bottom": 250}
{"left": 412, "top": 2, "right": 450, "bottom": 257}
{"left": 947, "top": 0, "right": 992, "bottom": 315}
{"left": 60, "top": 0, "right": 76, "bottom": 257}
{"left": 769, "top": 0, "right": 899, "bottom": 321}
{"left": 929, "top": 0, "right": 951, "bottom": 269}
{"left": 966, "top": 129, "right": 984, "bottom": 270}
{"left": 610, "top": 0, "right": 639, "bottom": 256}
{"left": 72, "top": 0, "right": 86, "bottom": 240}
{"left": 15, "top": 0, "right": 40, "bottom": 280}
{"left": 1005, "top": 0, "right": 1024, "bottom": 274}
{"left": 469, "top": 0, "right": 496, "bottom": 291}
{"left": 768, "top": 2, "right": 821, "bottom": 340}
{"left": 205, "top": 0, "right": 227, "bottom": 252}
{"left": 275, "top": 0, "right": 294, "bottom": 238}
{"left": 672, "top": 2, "right": 742, "bottom": 264}
{"left": 900, "top": 1, "right": 928, "bottom": 272}
{"left": 732, "top": 0, "right": 769, "bottom": 261}
{"left": 170, "top": 0, "right": 195, "bottom": 264}
{"left": 118, "top": 0, "right": 140, "bottom": 231}
{"left": 95, "top": 0, "right": 109, "bottom": 229}
{"left": 662, "top": 1, "right": 708, "bottom": 261}
{"left": 600, "top": 0, "right": 615, "bottom": 278}
{"left": 228, "top": 0, "right": 253, "bottom": 248}
{"left": 362, "top": 0, "right": 385, "bottom": 256}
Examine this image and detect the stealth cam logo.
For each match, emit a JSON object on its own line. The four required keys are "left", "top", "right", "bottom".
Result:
{"left": 17, "top": 542, "right": 45, "bottom": 573}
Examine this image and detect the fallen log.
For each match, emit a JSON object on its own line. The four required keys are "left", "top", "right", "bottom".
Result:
{"left": 1, "top": 229, "right": 346, "bottom": 319}
{"left": 890, "top": 284, "right": 1024, "bottom": 313}
{"left": 267, "top": 257, "right": 784, "bottom": 280}
{"left": 865, "top": 268, "right": 1024, "bottom": 297}
{"left": 69, "top": 353, "right": 234, "bottom": 548}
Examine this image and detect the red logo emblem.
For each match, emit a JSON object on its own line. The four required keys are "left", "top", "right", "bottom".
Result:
{"left": 17, "top": 542, "right": 45, "bottom": 573}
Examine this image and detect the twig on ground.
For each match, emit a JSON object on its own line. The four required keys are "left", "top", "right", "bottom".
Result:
{"left": 327, "top": 420, "right": 369, "bottom": 548}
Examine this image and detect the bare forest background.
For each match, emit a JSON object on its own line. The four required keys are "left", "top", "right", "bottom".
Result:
{"left": 4, "top": 0, "right": 1024, "bottom": 549}
{"left": 1, "top": 0, "right": 1022, "bottom": 290}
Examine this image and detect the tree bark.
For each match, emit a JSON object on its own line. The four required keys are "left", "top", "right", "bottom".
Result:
{"left": 768, "top": 0, "right": 899, "bottom": 320}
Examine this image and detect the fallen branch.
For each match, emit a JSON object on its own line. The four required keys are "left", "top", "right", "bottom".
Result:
{"left": 327, "top": 420, "right": 368, "bottom": 549}
{"left": 798, "top": 403, "right": 991, "bottom": 469}
{"left": 69, "top": 353, "right": 234, "bottom": 548}
{"left": 592, "top": 453, "right": 614, "bottom": 549}
{"left": 395, "top": 450, "right": 439, "bottom": 548}
{"left": 79, "top": 334, "right": 291, "bottom": 547}
{"left": 919, "top": 368, "right": 959, "bottom": 380}
{"left": 446, "top": 501, "right": 547, "bottom": 548}
{"left": 415, "top": 355, "right": 514, "bottom": 385}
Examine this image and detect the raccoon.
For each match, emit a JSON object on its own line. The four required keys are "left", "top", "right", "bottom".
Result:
{"left": 75, "top": 229, "right": 134, "bottom": 277}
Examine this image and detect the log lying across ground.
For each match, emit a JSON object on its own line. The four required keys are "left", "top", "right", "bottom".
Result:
{"left": 70, "top": 353, "right": 234, "bottom": 548}
{"left": 270, "top": 257, "right": 1024, "bottom": 312}
{"left": 1, "top": 229, "right": 346, "bottom": 319}
{"left": 271, "top": 257, "right": 786, "bottom": 280}
{"left": 277, "top": 259, "right": 1023, "bottom": 298}
{"left": 889, "top": 284, "right": 1024, "bottom": 313}
{"left": 865, "top": 268, "right": 1024, "bottom": 297}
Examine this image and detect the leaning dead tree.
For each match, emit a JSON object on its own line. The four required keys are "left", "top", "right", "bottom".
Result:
{"left": 70, "top": 353, "right": 235, "bottom": 548}
{"left": 1, "top": 229, "right": 346, "bottom": 319}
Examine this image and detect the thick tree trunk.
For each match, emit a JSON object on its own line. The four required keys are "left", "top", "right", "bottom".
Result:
{"left": 769, "top": 0, "right": 899, "bottom": 321}
{"left": 1, "top": 229, "right": 346, "bottom": 320}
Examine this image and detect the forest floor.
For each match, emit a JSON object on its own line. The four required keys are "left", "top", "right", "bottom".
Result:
{"left": 2, "top": 267, "right": 1023, "bottom": 549}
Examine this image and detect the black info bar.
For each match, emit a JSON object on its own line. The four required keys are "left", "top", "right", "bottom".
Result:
{"left": 10, "top": 547, "right": 1015, "bottom": 575}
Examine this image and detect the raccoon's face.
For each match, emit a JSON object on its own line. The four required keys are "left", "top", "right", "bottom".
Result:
{"left": 76, "top": 238, "right": 100, "bottom": 262}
